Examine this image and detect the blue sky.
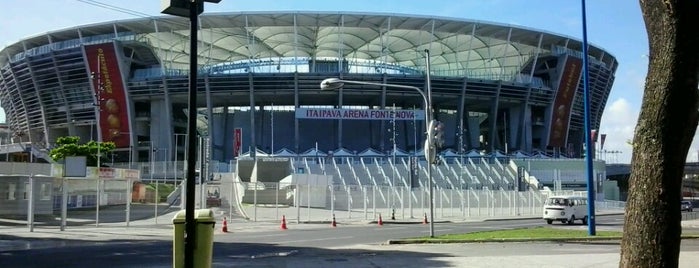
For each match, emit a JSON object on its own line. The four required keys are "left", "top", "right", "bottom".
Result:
{"left": 0, "top": 0, "right": 676, "bottom": 164}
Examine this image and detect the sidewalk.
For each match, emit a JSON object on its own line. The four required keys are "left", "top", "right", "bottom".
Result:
{"left": 3, "top": 207, "right": 698, "bottom": 241}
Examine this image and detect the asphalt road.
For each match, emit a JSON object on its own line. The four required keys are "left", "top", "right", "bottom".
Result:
{"left": 2, "top": 226, "right": 699, "bottom": 268}
{"left": 220, "top": 214, "right": 627, "bottom": 248}
{"left": 2, "top": 208, "right": 699, "bottom": 267}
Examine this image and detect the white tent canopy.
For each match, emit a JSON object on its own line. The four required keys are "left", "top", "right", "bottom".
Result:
{"left": 273, "top": 148, "right": 297, "bottom": 157}
{"left": 465, "top": 149, "right": 484, "bottom": 157}
{"left": 511, "top": 151, "right": 530, "bottom": 158}
{"left": 239, "top": 147, "right": 268, "bottom": 157}
{"left": 358, "top": 148, "right": 384, "bottom": 157}
{"left": 487, "top": 150, "right": 508, "bottom": 158}
{"left": 388, "top": 148, "right": 411, "bottom": 157}
{"left": 531, "top": 151, "right": 551, "bottom": 158}
{"left": 332, "top": 148, "right": 356, "bottom": 157}
{"left": 300, "top": 148, "right": 327, "bottom": 157}
{"left": 441, "top": 148, "right": 460, "bottom": 157}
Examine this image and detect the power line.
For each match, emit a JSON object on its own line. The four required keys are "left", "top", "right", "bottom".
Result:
{"left": 76, "top": 0, "right": 154, "bottom": 18}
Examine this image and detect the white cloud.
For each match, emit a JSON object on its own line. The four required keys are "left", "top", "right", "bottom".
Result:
{"left": 599, "top": 98, "right": 637, "bottom": 163}
{"left": 600, "top": 97, "right": 699, "bottom": 164}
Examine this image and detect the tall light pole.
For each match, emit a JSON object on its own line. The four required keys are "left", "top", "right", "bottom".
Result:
{"left": 581, "top": 0, "right": 596, "bottom": 236}
{"left": 320, "top": 49, "right": 436, "bottom": 237}
{"left": 161, "top": 1, "right": 221, "bottom": 267}
{"left": 389, "top": 103, "right": 397, "bottom": 214}
{"left": 92, "top": 54, "right": 103, "bottom": 227}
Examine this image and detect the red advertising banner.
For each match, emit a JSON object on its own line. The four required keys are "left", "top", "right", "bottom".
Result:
{"left": 548, "top": 56, "right": 583, "bottom": 148}
{"left": 591, "top": 129, "right": 598, "bottom": 142}
{"left": 600, "top": 134, "right": 607, "bottom": 150}
{"left": 84, "top": 43, "right": 130, "bottom": 148}
{"left": 234, "top": 128, "right": 242, "bottom": 157}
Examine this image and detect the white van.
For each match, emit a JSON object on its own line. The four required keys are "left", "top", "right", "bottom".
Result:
{"left": 542, "top": 195, "right": 589, "bottom": 225}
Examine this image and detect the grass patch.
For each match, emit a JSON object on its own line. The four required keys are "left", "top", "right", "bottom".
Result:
{"left": 387, "top": 227, "right": 623, "bottom": 244}
{"left": 388, "top": 226, "right": 699, "bottom": 244}
{"left": 431, "top": 226, "right": 621, "bottom": 240}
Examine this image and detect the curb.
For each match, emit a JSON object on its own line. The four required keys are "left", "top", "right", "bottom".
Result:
{"left": 368, "top": 220, "right": 453, "bottom": 225}
{"left": 482, "top": 212, "right": 626, "bottom": 222}
{"left": 385, "top": 235, "right": 699, "bottom": 245}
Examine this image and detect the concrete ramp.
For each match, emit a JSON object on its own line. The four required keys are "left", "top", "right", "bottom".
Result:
{"left": 251, "top": 157, "right": 292, "bottom": 183}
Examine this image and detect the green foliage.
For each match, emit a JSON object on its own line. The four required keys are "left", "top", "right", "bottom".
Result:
{"left": 144, "top": 182, "right": 176, "bottom": 202}
{"left": 49, "top": 136, "right": 116, "bottom": 166}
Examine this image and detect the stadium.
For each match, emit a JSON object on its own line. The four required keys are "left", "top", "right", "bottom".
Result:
{"left": 0, "top": 11, "right": 618, "bottom": 197}
{"left": 0, "top": 11, "right": 616, "bottom": 163}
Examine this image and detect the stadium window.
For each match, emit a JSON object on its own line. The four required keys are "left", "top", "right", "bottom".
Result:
{"left": 7, "top": 183, "right": 16, "bottom": 200}
{"left": 41, "top": 183, "right": 51, "bottom": 201}
{"left": 23, "top": 183, "right": 30, "bottom": 200}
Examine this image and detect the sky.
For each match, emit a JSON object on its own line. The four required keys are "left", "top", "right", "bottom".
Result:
{"left": 0, "top": 0, "right": 688, "bottom": 164}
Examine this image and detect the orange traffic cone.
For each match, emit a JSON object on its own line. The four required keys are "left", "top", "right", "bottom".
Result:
{"left": 331, "top": 214, "right": 337, "bottom": 228}
{"left": 281, "top": 215, "right": 288, "bottom": 230}
{"left": 422, "top": 213, "right": 428, "bottom": 224}
{"left": 378, "top": 213, "right": 383, "bottom": 226}
{"left": 222, "top": 217, "right": 229, "bottom": 233}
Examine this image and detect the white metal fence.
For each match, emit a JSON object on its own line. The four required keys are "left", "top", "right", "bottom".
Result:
{"left": 223, "top": 182, "right": 626, "bottom": 223}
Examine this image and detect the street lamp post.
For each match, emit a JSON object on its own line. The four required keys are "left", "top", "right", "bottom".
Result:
{"left": 161, "top": 1, "right": 221, "bottom": 267}
{"left": 319, "top": 49, "right": 436, "bottom": 237}
{"left": 92, "top": 55, "right": 104, "bottom": 227}
{"left": 390, "top": 103, "right": 397, "bottom": 218}
{"left": 152, "top": 146, "right": 159, "bottom": 224}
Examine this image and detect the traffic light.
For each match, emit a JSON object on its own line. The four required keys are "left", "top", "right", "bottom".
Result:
{"left": 433, "top": 120, "right": 445, "bottom": 149}
{"left": 426, "top": 120, "right": 437, "bottom": 146}
{"left": 424, "top": 120, "right": 445, "bottom": 165}
{"left": 424, "top": 120, "right": 437, "bottom": 164}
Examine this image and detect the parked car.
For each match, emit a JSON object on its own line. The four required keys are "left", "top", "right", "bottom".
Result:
{"left": 681, "top": 201, "right": 693, "bottom": 212}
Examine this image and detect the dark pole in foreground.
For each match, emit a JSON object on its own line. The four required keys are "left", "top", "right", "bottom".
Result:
{"left": 185, "top": 1, "right": 199, "bottom": 267}
{"left": 424, "top": 49, "right": 435, "bottom": 238}
{"left": 581, "top": 0, "right": 596, "bottom": 236}
{"left": 161, "top": 1, "right": 220, "bottom": 267}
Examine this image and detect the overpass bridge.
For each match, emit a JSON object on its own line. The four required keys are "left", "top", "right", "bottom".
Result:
{"left": 606, "top": 162, "right": 699, "bottom": 200}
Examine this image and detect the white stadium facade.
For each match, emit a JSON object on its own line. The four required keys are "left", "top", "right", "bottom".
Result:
{"left": 0, "top": 12, "right": 617, "bottom": 188}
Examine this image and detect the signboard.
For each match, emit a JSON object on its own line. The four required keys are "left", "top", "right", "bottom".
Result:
{"left": 295, "top": 108, "right": 424, "bottom": 121}
{"left": 64, "top": 156, "right": 87, "bottom": 177}
{"left": 122, "top": 169, "right": 141, "bottom": 180}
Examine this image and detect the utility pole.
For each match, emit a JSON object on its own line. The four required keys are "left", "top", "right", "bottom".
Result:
{"left": 93, "top": 53, "right": 103, "bottom": 227}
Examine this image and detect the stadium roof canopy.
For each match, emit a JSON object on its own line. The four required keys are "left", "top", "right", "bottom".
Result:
{"left": 1, "top": 12, "right": 616, "bottom": 80}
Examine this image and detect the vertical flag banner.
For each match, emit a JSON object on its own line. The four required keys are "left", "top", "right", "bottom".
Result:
{"left": 548, "top": 56, "right": 583, "bottom": 148}
{"left": 84, "top": 43, "right": 130, "bottom": 148}
{"left": 600, "top": 134, "right": 607, "bottom": 150}
{"left": 234, "top": 128, "right": 242, "bottom": 157}
{"left": 591, "top": 129, "right": 598, "bottom": 142}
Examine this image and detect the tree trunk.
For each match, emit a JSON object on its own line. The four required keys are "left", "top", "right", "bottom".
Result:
{"left": 619, "top": 1, "right": 699, "bottom": 267}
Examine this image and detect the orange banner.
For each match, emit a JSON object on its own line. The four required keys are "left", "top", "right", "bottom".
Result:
{"left": 84, "top": 43, "right": 130, "bottom": 148}
{"left": 548, "top": 56, "right": 582, "bottom": 148}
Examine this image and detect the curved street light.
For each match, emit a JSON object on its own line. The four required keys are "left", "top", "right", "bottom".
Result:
{"left": 319, "top": 49, "right": 437, "bottom": 237}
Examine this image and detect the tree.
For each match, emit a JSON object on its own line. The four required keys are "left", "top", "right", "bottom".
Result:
{"left": 620, "top": 1, "right": 699, "bottom": 267}
{"left": 49, "top": 136, "right": 116, "bottom": 167}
